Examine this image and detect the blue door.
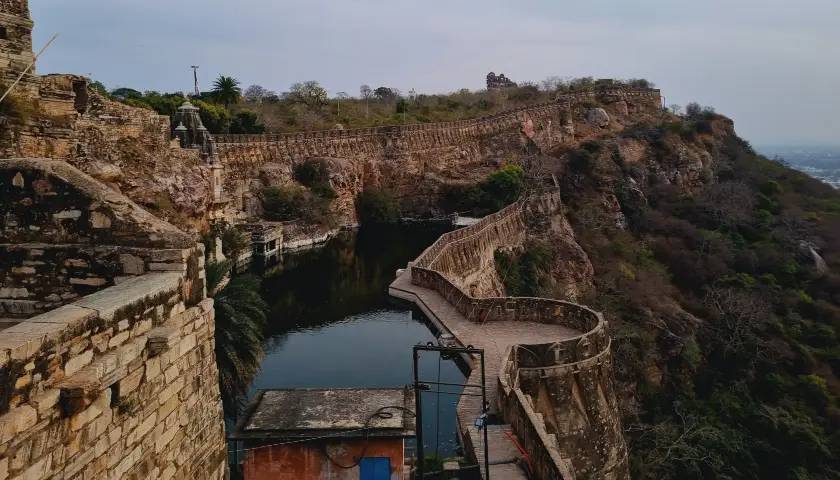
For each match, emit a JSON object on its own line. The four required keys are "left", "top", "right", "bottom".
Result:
{"left": 359, "top": 457, "right": 391, "bottom": 480}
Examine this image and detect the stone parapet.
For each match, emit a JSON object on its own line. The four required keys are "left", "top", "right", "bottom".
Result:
{"left": 0, "top": 159, "right": 225, "bottom": 480}
{"left": 406, "top": 190, "right": 628, "bottom": 479}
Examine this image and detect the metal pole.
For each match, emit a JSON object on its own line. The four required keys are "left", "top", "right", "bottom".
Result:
{"left": 481, "top": 351, "right": 490, "bottom": 480}
{"left": 191, "top": 66, "right": 200, "bottom": 97}
{"left": 413, "top": 346, "right": 424, "bottom": 480}
{"left": 0, "top": 33, "right": 58, "bottom": 104}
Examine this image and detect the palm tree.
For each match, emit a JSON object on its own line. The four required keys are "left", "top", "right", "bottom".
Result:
{"left": 213, "top": 274, "right": 268, "bottom": 414}
{"left": 212, "top": 75, "right": 242, "bottom": 108}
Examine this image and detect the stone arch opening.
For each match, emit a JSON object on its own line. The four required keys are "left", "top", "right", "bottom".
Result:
{"left": 72, "top": 79, "right": 88, "bottom": 114}
{"left": 0, "top": 26, "right": 8, "bottom": 40}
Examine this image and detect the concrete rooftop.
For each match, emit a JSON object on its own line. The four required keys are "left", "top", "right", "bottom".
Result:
{"left": 234, "top": 388, "right": 416, "bottom": 440}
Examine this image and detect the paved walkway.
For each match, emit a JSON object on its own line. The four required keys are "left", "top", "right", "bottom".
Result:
{"left": 390, "top": 272, "right": 578, "bottom": 479}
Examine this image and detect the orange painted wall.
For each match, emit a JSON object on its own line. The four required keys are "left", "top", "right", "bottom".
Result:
{"left": 242, "top": 438, "right": 405, "bottom": 480}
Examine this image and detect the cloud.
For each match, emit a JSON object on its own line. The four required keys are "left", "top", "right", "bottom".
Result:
{"left": 30, "top": 0, "right": 840, "bottom": 145}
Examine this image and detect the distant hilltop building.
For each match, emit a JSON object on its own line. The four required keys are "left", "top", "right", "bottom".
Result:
{"left": 486, "top": 71, "right": 517, "bottom": 89}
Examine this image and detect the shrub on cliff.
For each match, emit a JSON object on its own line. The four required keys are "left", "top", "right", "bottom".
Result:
{"left": 494, "top": 240, "right": 553, "bottom": 297}
{"left": 292, "top": 159, "right": 336, "bottom": 199}
{"left": 261, "top": 185, "right": 334, "bottom": 226}
{"left": 205, "top": 260, "right": 231, "bottom": 293}
{"left": 481, "top": 164, "right": 525, "bottom": 208}
{"left": 441, "top": 164, "right": 525, "bottom": 215}
{"left": 355, "top": 188, "right": 400, "bottom": 225}
{"left": 229, "top": 111, "right": 266, "bottom": 134}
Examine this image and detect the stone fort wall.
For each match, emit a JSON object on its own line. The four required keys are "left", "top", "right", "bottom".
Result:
{"left": 0, "top": 159, "right": 226, "bottom": 480}
{"left": 408, "top": 190, "right": 628, "bottom": 479}
{"left": 214, "top": 87, "right": 659, "bottom": 222}
{"left": 214, "top": 88, "right": 660, "bottom": 168}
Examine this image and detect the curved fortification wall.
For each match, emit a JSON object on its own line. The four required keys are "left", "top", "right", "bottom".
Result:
{"left": 408, "top": 191, "right": 628, "bottom": 479}
{"left": 214, "top": 88, "right": 660, "bottom": 192}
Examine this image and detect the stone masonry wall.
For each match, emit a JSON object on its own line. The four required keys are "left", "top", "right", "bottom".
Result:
{"left": 0, "top": 159, "right": 226, "bottom": 480}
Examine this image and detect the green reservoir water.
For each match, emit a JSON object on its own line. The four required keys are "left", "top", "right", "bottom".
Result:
{"left": 227, "top": 224, "right": 467, "bottom": 458}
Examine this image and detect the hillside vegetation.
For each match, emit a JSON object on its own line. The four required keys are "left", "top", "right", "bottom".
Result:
{"left": 102, "top": 76, "right": 653, "bottom": 134}
{"left": 513, "top": 110, "right": 840, "bottom": 479}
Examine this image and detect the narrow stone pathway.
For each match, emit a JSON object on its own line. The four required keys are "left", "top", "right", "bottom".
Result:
{"left": 390, "top": 272, "right": 578, "bottom": 479}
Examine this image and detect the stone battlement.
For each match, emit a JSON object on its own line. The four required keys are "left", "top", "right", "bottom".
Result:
{"left": 0, "top": 159, "right": 226, "bottom": 480}
{"left": 394, "top": 191, "right": 627, "bottom": 479}
{"left": 215, "top": 87, "right": 660, "bottom": 148}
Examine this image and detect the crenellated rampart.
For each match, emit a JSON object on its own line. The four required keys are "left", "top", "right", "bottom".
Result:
{"left": 398, "top": 190, "right": 628, "bottom": 479}
{"left": 213, "top": 88, "right": 660, "bottom": 171}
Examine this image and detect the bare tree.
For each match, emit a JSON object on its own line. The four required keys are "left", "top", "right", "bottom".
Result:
{"left": 242, "top": 85, "right": 277, "bottom": 103}
{"left": 360, "top": 84, "right": 372, "bottom": 118}
{"left": 699, "top": 181, "right": 756, "bottom": 229}
{"left": 669, "top": 104, "right": 682, "bottom": 115}
{"left": 704, "top": 287, "right": 772, "bottom": 363}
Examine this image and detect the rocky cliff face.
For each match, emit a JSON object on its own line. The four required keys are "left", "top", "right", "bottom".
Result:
{"left": 216, "top": 89, "right": 662, "bottom": 226}
{"left": 1, "top": 84, "right": 217, "bottom": 232}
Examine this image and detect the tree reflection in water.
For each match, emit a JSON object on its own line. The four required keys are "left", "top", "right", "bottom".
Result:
{"left": 213, "top": 275, "right": 269, "bottom": 414}
{"left": 216, "top": 224, "right": 452, "bottom": 417}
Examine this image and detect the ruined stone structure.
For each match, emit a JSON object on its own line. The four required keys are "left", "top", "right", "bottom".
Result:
{"left": 0, "top": 0, "right": 226, "bottom": 232}
{"left": 391, "top": 191, "right": 627, "bottom": 480}
{"left": 0, "top": 0, "right": 36, "bottom": 94}
{"left": 486, "top": 72, "right": 517, "bottom": 90}
{"left": 0, "top": 159, "right": 226, "bottom": 479}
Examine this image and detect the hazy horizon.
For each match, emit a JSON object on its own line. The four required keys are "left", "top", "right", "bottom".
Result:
{"left": 30, "top": 0, "right": 840, "bottom": 147}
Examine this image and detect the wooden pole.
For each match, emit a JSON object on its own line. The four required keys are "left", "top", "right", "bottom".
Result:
{"left": 0, "top": 33, "right": 59, "bottom": 104}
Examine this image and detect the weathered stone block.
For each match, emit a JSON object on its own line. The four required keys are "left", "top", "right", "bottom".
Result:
{"left": 149, "top": 262, "right": 187, "bottom": 272}
{"left": 149, "top": 249, "right": 188, "bottom": 263}
{"left": 178, "top": 333, "right": 196, "bottom": 357}
{"left": 69, "top": 277, "right": 107, "bottom": 287}
{"left": 10, "top": 405, "right": 37, "bottom": 433}
{"left": 64, "top": 349, "right": 94, "bottom": 377}
{"left": 0, "top": 300, "right": 37, "bottom": 315}
{"left": 0, "top": 287, "right": 29, "bottom": 299}
{"left": 147, "top": 326, "right": 179, "bottom": 356}
{"left": 163, "top": 364, "right": 179, "bottom": 384}
{"left": 145, "top": 356, "right": 161, "bottom": 380}
{"left": 28, "top": 305, "right": 96, "bottom": 330}
{"left": 52, "top": 209, "right": 82, "bottom": 220}
{"left": 89, "top": 211, "right": 111, "bottom": 229}
{"left": 119, "top": 254, "right": 145, "bottom": 275}
{"left": 64, "top": 259, "right": 90, "bottom": 268}
{"left": 117, "top": 366, "right": 144, "bottom": 396}
{"left": 69, "top": 389, "right": 110, "bottom": 432}
{"left": 107, "top": 331, "right": 129, "bottom": 350}
{"left": 17, "top": 452, "right": 50, "bottom": 480}
{"left": 31, "top": 389, "right": 60, "bottom": 414}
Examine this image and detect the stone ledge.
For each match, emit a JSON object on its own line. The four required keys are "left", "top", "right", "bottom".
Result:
{"left": 74, "top": 272, "right": 182, "bottom": 321}
{"left": 147, "top": 326, "right": 180, "bottom": 357}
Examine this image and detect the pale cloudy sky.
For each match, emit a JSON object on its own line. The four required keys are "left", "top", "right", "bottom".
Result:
{"left": 31, "top": 0, "right": 840, "bottom": 146}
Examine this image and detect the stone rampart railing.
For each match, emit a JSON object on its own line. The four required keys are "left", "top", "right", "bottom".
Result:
{"left": 408, "top": 189, "right": 624, "bottom": 479}
{"left": 410, "top": 191, "right": 609, "bottom": 361}
{"left": 214, "top": 87, "right": 660, "bottom": 146}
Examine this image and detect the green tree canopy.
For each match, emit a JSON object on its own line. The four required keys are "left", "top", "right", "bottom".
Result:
{"left": 211, "top": 75, "right": 242, "bottom": 107}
